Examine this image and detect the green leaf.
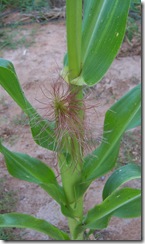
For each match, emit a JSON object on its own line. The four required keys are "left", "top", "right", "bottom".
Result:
{"left": 84, "top": 188, "right": 141, "bottom": 229}
{"left": 0, "top": 58, "right": 56, "bottom": 151}
{"left": 76, "top": 214, "right": 112, "bottom": 235}
{"left": 62, "top": 0, "right": 130, "bottom": 86}
{"left": 113, "top": 196, "right": 141, "bottom": 218}
{"left": 0, "top": 213, "right": 70, "bottom": 240}
{"left": 0, "top": 63, "right": 28, "bottom": 111}
{"left": 0, "top": 58, "right": 16, "bottom": 75}
{"left": 103, "top": 163, "right": 141, "bottom": 200}
{"left": 0, "top": 142, "right": 66, "bottom": 205}
{"left": 61, "top": 204, "right": 76, "bottom": 219}
{"left": 28, "top": 114, "right": 57, "bottom": 151}
{"left": 83, "top": 84, "right": 141, "bottom": 181}
{"left": 75, "top": 188, "right": 141, "bottom": 237}
{"left": 126, "top": 105, "right": 141, "bottom": 129}
{"left": 75, "top": 84, "right": 141, "bottom": 198}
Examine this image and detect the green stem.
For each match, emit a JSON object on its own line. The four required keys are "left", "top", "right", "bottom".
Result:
{"left": 58, "top": 135, "right": 84, "bottom": 240}
{"left": 58, "top": 87, "right": 84, "bottom": 240}
{"left": 58, "top": 0, "right": 83, "bottom": 239}
{"left": 68, "top": 202, "right": 83, "bottom": 240}
{"left": 66, "top": 0, "right": 82, "bottom": 81}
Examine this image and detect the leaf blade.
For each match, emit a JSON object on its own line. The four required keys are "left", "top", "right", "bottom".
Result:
{"left": 75, "top": 188, "right": 141, "bottom": 237}
{"left": 63, "top": 0, "right": 130, "bottom": 86}
{"left": 103, "top": 163, "right": 141, "bottom": 200}
{"left": 75, "top": 85, "right": 141, "bottom": 198}
{"left": 83, "top": 84, "right": 141, "bottom": 182}
{"left": 0, "top": 213, "right": 70, "bottom": 240}
{"left": 84, "top": 188, "right": 141, "bottom": 229}
{"left": 0, "top": 58, "right": 57, "bottom": 151}
{"left": 0, "top": 142, "right": 66, "bottom": 205}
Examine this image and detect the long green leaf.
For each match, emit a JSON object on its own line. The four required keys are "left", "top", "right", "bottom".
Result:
{"left": 75, "top": 84, "right": 141, "bottom": 198}
{"left": 103, "top": 163, "right": 141, "bottom": 200}
{"left": 75, "top": 188, "right": 141, "bottom": 237}
{"left": 85, "top": 188, "right": 140, "bottom": 229}
{"left": 0, "top": 213, "right": 70, "bottom": 240}
{"left": 0, "top": 58, "right": 56, "bottom": 151}
{"left": 83, "top": 84, "right": 141, "bottom": 181}
{"left": 62, "top": 0, "right": 130, "bottom": 86}
{"left": 0, "top": 142, "right": 66, "bottom": 205}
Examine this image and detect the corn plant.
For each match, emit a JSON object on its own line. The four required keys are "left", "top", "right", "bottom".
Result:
{"left": 0, "top": 0, "right": 141, "bottom": 241}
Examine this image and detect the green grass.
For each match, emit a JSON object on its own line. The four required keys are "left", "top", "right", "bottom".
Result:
{"left": 117, "top": 129, "right": 141, "bottom": 167}
{"left": 0, "top": 27, "right": 37, "bottom": 50}
{"left": 11, "top": 112, "right": 29, "bottom": 126}
{"left": 0, "top": 95, "right": 8, "bottom": 108}
{"left": 126, "top": 16, "right": 140, "bottom": 43}
{"left": 125, "top": 0, "right": 141, "bottom": 42}
{"left": 0, "top": 179, "right": 16, "bottom": 213}
{"left": 0, "top": 177, "right": 21, "bottom": 240}
{"left": 0, "top": 0, "right": 140, "bottom": 51}
{"left": 0, "top": 0, "right": 52, "bottom": 13}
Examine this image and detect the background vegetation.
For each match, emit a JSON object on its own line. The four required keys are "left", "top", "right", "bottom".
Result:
{"left": 0, "top": 178, "right": 20, "bottom": 240}
{"left": 0, "top": 0, "right": 65, "bottom": 12}
{"left": 0, "top": 0, "right": 141, "bottom": 47}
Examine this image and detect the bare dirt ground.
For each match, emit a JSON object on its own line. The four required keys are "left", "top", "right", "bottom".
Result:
{"left": 0, "top": 21, "right": 141, "bottom": 240}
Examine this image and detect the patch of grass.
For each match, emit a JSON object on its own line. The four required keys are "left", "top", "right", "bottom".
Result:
{"left": 117, "top": 128, "right": 141, "bottom": 167}
{"left": 0, "top": 178, "right": 16, "bottom": 213}
{"left": 0, "top": 228, "right": 16, "bottom": 240}
{"left": 131, "top": 76, "right": 140, "bottom": 85}
{"left": 8, "top": 134, "right": 19, "bottom": 146}
{"left": 0, "top": 95, "right": 8, "bottom": 107}
{"left": 0, "top": 0, "right": 52, "bottom": 13}
{"left": 0, "top": 27, "right": 37, "bottom": 50}
{"left": 125, "top": 0, "right": 141, "bottom": 43}
{"left": 126, "top": 16, "right": 140, "bottom": 43}
{"left": 11, "top": 112, "right": 29, "bottom": 126}
{"left": 0, "top": 177, "right": 21, "bottom": 240}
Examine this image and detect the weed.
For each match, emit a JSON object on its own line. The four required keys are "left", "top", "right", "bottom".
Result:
{"left": 0, "top": 95, "right": 8, "bottom": 109}
{"left": 125, "top": 0, "right": 141, "bottom": 42}
{"left": 0, "top": 178, "right": 16, "bottom": 213}
{"left": 131, "top": 76, "right": 140, "bottom": 85}
{"left": 0, "top": 177, "right": 21, "bottom": 240}
{"left": 0, "top": 0, "right": 52, "bottom": 13}
{"left": 126, "top": 16, "right": 140, "bottom": 43}
{"left": 8, "top": 134, "right": 19, "bottom": 146}
{"left": 117, "top": 129, "right": 141, "bottom": 167}
{"left": 11, "top": 112, "right": 29, "bottom": 126}
{"left": 0, "top": 27, "right": 37, "bottom": 50}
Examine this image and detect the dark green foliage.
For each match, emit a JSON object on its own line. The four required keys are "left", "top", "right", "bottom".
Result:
{"left": 0, "top": 0, "right": 65, "bottom": 13}
{"left": 0, "top": 228, "right": 21, "bottom": 241}
{"left": 126, "top": 0, "right": 141, "bottom": 41}
{"left": 130, "top": 0, "right": 141, "bottom": 16}
{"left": 0, "top": 0, "right": 52, "bottom": 13}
